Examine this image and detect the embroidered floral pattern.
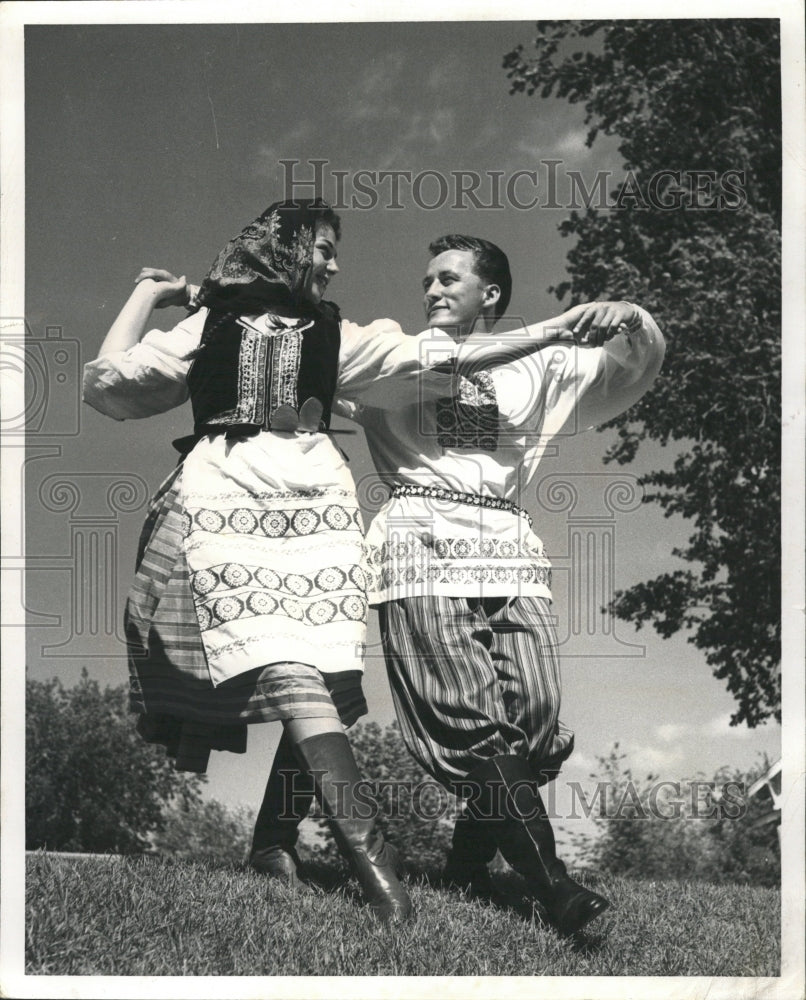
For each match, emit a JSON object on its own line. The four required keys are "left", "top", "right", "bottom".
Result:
{"left": 185, "top": 504, "right": 362, "bottom": 539}
{"left": 197, "top": 591, "right": 366, "bottom": 631}
{"left": 201, "top": 209, "right": 314, "bottom": 299}
{"left": 364, "top": 534, "right": 552, "bottom": 597}
{"left": 261, "top": 511, "right": 291, "bottom": 537}
{"left": 267, "top": 328, "right": 302, "bottom": 421}
{"left": 390, "top": 483, "right": 532, "bottom": 527}
{"left": 227, "top": 326, "right": 303, "bottom": 428}
{"left": 374, "top": 563, "right": 551, "bottom": 592}
{"left": 182, "top": 488, "right": 355, "bottom": 503}
{"left": 292, "top": 509, "right": 320, "bottom": 534}
{"left": 234, "top": 326, "right": 270, "bottom": 425}
{"left": 315, "top": 566, "right": 348, "bottom": 591}
{"left": 229, "top": 508, "right": 259, "bottom": 533}
{"left": 323, "top": 504, "right": 352, "bottom": 530}
{"left": 195, "top": 509, "right": 226, "bottom": 533}
{"left": 190, "top": 562, "right": 365, "bottom": 600}
{"left": 437, "top": 371, "right": 499, "bottom": 451}
{"left": 190, "top": 559, "right": 367, "bottom": 633}
{"left": 365, "top": 536, "right": 547, "bottom": 565}
{"left": 206, "top": 629, "right": 364, "bottom": 663}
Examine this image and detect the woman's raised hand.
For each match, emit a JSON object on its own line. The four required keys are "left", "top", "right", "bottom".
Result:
{"left": 96, "top": 269, "right": 193, "bottom": 358}
{"left": 134, "top": 268, "right": 191, "bottom": 309}
{"left": 553, "top": 301, "right": 640, "bottom": 346}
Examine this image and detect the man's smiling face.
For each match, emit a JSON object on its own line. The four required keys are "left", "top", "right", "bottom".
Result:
{"left": 422, "top": 249, "right": 497, "bottom": 337}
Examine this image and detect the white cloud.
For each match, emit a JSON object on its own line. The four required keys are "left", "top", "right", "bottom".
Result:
{"left": 553, "top": 127, "right": 591, "bottom": 158}
{"left": 254, "top": 124, "right": 316, "bottom": 179}
{"left": 425, "top": 55, "right": 465, "bottom": 92}
{"left": 656, "top": 723, "right": 690, "bottom": 743}
{"left": 560, "top": 750, "right": 598, "bottom": 775}
{"left": 514, "top": 138, "right": 542, "bottom": 160}
{"left": 398, "top": 108, "right": 456, "bottom": 148}
{"left": 623, "top": 741, "right": 686, "bottom": 776}
{"left": 705, "top": 713, "right": 754, "bottom": 738}
{"left": 346, "top": 55, "right": 409, "bottom": 122}
{"left": 512, "top": 127, "right": 590, "bottom": 163}
{"left": 641, "top": 745, "right": 686, "bottom": 773}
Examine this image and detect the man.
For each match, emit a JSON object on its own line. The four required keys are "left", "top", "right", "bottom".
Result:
{"left": 252, "top": 234, "right": 665, "bottom": 935}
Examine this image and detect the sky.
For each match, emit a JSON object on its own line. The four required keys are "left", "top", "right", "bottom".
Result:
{"left": 15, "top": 16, "right": 788, "bottom": 826}
{"left": 2, "top": 3, "right": 804, "bottom": 999}
{"left": 17, "top": 22, "right": 780, "bottom": 828}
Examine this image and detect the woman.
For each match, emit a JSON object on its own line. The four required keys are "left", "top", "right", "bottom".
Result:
{"left": 84, "top": 198, "right": 540, "bottom": 920}
{"left": 85, "top": 199, "right": 426, "bottom": 922}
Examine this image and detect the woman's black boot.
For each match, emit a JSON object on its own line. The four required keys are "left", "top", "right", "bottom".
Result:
{"left": 293, "top": 731, "right": 413, "bottom": 922}
{"left": 249, "top": 731, "right": 314, "bottom": 889}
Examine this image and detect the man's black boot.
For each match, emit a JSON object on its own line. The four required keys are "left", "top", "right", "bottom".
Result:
{"left": 442, "top": 809, "right": 497, "bottom": 897}
{"left": 469, "top": 755, "right": 610, "bottom": 934}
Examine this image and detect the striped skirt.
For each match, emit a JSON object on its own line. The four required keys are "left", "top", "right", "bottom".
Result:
{"left": 126, "top": 464, "right": 367, "bottom": 773}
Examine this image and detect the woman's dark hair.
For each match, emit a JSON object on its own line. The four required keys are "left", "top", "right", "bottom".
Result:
{"left": 428, "top": 234, "right": 512, "bottom": 319}
{"left": 309, "top": 201, "right": 341, "bottom": 241}
{"left": 186, "top": 198, "right": 343, "bottom": 357}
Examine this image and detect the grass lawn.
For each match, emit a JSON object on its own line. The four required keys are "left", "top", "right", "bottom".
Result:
{"left": 25, "top": 851, "right": 780, "bottom": 977}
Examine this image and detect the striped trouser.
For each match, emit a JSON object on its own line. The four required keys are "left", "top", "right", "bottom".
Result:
{"left": 377, "top": 595, "right": 574, "bottom": 793}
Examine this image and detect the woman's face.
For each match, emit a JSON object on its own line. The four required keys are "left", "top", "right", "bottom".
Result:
{"left": 304, "top": 222, "right": 339, "bottom": 304}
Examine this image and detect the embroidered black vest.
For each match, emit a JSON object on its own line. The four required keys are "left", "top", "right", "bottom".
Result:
{"left": 186, "top": 309, "right": 341, "bottom": 438}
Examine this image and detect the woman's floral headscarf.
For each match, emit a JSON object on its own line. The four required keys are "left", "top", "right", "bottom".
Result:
{"left": 194, "top": 198, "right": 338, "bottom": 314}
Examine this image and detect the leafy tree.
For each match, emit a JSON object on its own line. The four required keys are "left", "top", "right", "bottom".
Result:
{"left": 152, "top": 798, "right": 255, "bottom": 865}
{"left": 568, "top": 744, "right": 780, "bottom": 887}
{"left": 26, "top": 671, "right": 204, "bottom": 853}
{"left": 567, "top": 745, "right": 703, "bottom": 880}
{"left": 504, "top": 21, "right": 781, "bottom": 726}
{"left": 700, "top": 761, "right": 781, "bottom": 888}
{"left": 312, "top": 721, "right": 454, "bottom": 877}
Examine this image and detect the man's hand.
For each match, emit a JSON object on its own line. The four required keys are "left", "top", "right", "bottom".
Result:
{"left": 553, "top": 301, "right": 640, "bottom": 346}
{"left": 133, "top": 267, "right": 192, "bottom": 309}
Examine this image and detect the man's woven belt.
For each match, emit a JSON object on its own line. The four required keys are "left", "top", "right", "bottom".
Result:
{"left": 390, "top": 483, "right": 532, "bottom": 528}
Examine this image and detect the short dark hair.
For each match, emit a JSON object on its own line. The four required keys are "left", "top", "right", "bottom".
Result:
{"left": 428, "top": 234, "right": 512, "bottom": 319}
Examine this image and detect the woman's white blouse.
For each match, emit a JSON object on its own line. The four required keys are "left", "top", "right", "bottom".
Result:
{"left": 82, "top": 308, "right": 464, "bottom": 421}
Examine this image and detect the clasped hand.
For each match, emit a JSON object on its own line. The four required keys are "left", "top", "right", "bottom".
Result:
{"left": 131, "top": 267, "right": 637, "bottom": 348}
{"left": 553, "top": 301, "right": 639, "bottom": 346}
{"left": 133, "top": 268, "right": 191, "bottom": 309}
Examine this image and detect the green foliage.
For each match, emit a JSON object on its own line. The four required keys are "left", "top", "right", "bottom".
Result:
{"left": 504, "top": 21, "right": 781, "bottom": 727}
{"left": 569, "top": 744, "right": 780, "bottom": 887}
{"left": 311, "top": 721, "right": 454, "bottom": 876}
{"left": 25, "top": 852, "right": 780, "bottom": 975}
{"left": 26, "top": 671, "right": 204, "bottom": 853}
{"left": 151, "top": 798, "right": 255, "bottom": 865}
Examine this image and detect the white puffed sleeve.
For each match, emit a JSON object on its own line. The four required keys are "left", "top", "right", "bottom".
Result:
{"left": 532, "top": 306, "right": 666, "bottom": 438}
{"left": 82, "top": 308, "right": 207, "bottom": 420}
{"left": 336, "top": 319, "right": 457, "bottom": 408}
